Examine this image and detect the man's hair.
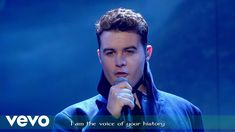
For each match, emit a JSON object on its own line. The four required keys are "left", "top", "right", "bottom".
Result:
{"left": 95, "top": 8, "right": 148, "bottom": 48}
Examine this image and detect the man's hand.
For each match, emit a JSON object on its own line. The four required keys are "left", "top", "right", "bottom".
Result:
{"left": 106, "top": 81, "right": 135, "bottom": 118}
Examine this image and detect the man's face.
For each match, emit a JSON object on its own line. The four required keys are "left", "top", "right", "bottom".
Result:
{"left": 98, "top": 31, "right": 151, "bottom": 87}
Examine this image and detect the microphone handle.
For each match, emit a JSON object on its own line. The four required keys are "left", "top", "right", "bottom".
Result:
{"left": 122, "top": 106, "right": 133, "bottom": 129}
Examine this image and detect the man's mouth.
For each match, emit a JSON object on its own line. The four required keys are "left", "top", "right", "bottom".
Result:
{"left": 115, "top": 72, "right": 128, "bottom": 77}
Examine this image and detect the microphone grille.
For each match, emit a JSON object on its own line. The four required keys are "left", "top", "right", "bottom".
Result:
{"left": 114, "top": 77, "right": 128, "bottom": 85}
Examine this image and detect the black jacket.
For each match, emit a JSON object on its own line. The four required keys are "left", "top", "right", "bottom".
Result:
{"left": 53, "top": 62, "right": 204, "bottom": 132}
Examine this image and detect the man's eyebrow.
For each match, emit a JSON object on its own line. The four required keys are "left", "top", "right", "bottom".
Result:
{"left": 123, "top": 46, "right": 137, "bottom": 50}
{"left": 102, "top": 46, "right": 137, "bottom": 52}
{"left": 103, "top": 48, "right": 115, "bottom": 53}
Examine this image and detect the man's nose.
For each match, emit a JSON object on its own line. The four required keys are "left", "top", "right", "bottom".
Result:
{"left": 115, "top": 55, "right": 127, "bottom": 67}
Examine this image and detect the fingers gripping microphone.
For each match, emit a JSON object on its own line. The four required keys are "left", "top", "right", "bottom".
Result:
{"left": 114, "top": 77, "right": 133, "bottom": 129}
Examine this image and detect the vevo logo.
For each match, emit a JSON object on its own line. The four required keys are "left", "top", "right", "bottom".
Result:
{"left": 6, "top": 115, "right": 50, "bottom": 127}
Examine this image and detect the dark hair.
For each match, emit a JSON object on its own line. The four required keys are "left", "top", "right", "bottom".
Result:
{"left": 95, "top": 8, "right": 148, "bottom": 48}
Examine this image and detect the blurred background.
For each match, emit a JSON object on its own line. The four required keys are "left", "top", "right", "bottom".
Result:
{"left": 0, "top": 0, "right": 234, "bottom": 131}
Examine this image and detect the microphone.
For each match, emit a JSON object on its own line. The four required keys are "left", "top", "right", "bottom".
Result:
{"left": 114, "top": 77, "right": 133, "bottom": 129}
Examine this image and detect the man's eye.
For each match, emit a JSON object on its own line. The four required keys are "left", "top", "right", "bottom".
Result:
{"left": 126, "top": 50, "right": 135, "bottom": 54}
{"left": 105, "top": 52, "right": 114, "bottom": 56}
{"left": 127, "top": 50, "right": 134, "bottom": 53}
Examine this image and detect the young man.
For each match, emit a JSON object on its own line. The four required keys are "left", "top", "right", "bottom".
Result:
{"left": 53, "top": 8, "right": 204, "bottom": 132}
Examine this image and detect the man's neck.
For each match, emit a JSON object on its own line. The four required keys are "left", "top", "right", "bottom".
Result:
{"left": 137, "top": 84, "right": 147, "bottom": 95}
{"left": 134, "top": 84, "right": 147, "bottom": 109}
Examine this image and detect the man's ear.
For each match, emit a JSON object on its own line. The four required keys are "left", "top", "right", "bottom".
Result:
{"left": 146, "top": 45, "right": 153, "bottom": 61}
{"left": 97, "top": 49, "right": 102, "bottom": 63}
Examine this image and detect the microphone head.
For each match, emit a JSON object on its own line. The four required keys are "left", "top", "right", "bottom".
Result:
{"left": 114, "top": 77, "right": 128, "bottom": 85}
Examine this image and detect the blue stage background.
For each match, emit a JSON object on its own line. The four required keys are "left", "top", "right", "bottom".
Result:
{"left": 0, "top": 0, "right": 234, "bottom": 131}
